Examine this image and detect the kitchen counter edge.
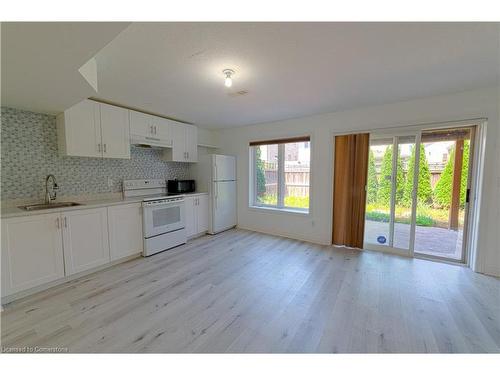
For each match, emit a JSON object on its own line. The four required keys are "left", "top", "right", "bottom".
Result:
{"left": 1, "top": 192, "right": 209, "bottom": 219}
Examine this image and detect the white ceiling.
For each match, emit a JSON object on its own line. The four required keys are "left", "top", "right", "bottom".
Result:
{"left": 1, "top": 22, "right": 130, "bottom": 113}
{"left": 2, "top": 22, "right": 499, "bottom": 128}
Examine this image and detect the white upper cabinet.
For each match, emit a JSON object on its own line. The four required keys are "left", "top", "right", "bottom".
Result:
{"left": 129, "top": 110, "right": 172, "bottom": 147}
{"left": 1, "top": 213, "right": 65, "bottom": 296}
{"left": 129, "top": 110, "right": 151, "bottom": 137}
{"left": 163, "top": 123, "right": 198, "bottom": 162}
{"left": 57, "top": 100, "right": 102, "bottom": 158}
{"left": 151, "top": 116, "right": 173, "bottom": 145}
{"left": 57, "top": 99, "right": 130, "bottom": 159}
{"left": 100, "top": 103, "right": 131, "bottom": 159}
{"left": 185, "top": 124, "right": 198, "bottom": 162}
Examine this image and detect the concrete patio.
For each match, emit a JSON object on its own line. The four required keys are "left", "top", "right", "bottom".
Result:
{"left": 364, "top": 220, "right": 463, "bottom": 259}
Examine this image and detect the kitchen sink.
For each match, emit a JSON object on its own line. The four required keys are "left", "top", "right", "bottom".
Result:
{"left": 19, "top": 202, "right": 83, "bottom": 211}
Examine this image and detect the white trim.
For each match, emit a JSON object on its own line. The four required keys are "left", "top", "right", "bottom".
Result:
{"left": 467, "top": 121, "right": 487, "bottom": 272}
{"left": 409, "top": 132, "right": 421, "bottom": 257}
{"left": 329, "top": 117, "right": 487, "bottom": 138}
{"left": 353, "top": 119, "right": 485, "bottom": 269}
{"left": 249, "top": 137, "right": 312, "bottom": 214}
{"left": 277, "top": 143, "right": 285, "bottom": 207}
{"left": 248, "top": 205, "right": 310, "bottom": 216}
{"left": 388, "top": 136, "right": 398, "bottom": 247}
{"left": 236, "top": 226, "right": 328, "bottom": 246}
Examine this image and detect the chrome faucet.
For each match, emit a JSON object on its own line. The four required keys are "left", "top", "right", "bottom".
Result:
{"left": 45, "top": 174, "right": 59, "bottom": 204}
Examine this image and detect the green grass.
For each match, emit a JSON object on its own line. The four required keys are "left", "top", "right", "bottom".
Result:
{"left": 257, "top": 195, "right": 309, "bottom": 209}
{"left": 365, "top": 203, "right": 464, "bottom": 228}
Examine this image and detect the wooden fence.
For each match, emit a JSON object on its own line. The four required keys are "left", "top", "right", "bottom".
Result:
{"left": 261, "top": 162, "right": 310, "bottom": 197}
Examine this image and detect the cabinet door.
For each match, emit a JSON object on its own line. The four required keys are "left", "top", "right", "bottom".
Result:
{"left": 1, "top": 213, "right": 64, "bottom": 296}
{"left": 62, "top": 208, "right": 110, "bottom": 276}
{"left": 100, "top": 103, "right": 131, "bottom": 159}
{"left": 108, "top": 203, "right": 143, "bottom": 261}
{"left": 185, "top": 124, "right": 198, "bottom": 162}
{"left": 197, "top": 195, "right": 209, "bottom": 234}
{"left": 62, "top": 100, "right": 101, "bottom": 157}
{"left": 129, "top": 110, "right": 152, "bottom": 137}
{"left": 151, "top": 117, "right": 173, "bottom": 146}
{"left": 171, "top": 122, "right": 187, "bottom": 161}
{"left": 184, "top": 196, "right": 197, "bottom": 237}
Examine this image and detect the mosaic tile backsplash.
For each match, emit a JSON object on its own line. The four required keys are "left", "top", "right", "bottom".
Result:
{"left": 1, "top": 107, "right": 190, "bottom": 202}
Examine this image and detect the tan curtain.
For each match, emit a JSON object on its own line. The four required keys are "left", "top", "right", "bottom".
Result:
{"left": 332, "top": 133, "right": 369, "bottom": 248}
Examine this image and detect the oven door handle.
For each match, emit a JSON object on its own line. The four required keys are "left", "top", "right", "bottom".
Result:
{"left": 143, "top": 200, "right": 184, "bottom": 208}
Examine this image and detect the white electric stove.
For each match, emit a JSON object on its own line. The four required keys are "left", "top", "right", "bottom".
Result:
{"left": 123, "top": 179, "right": 186, "bottom": 257}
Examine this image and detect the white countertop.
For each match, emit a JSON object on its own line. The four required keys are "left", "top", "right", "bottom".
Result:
{"left": 1, "top": 192, "right": 208, "bottom": 219}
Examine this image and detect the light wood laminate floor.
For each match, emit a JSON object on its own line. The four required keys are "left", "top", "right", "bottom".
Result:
{"left": 1, "top": 229, "right": 499, "bottom": 353}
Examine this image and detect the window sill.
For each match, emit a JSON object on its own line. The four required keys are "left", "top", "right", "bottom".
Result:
{"left": 249, "top": 205, "right": 310, "bottom": 216}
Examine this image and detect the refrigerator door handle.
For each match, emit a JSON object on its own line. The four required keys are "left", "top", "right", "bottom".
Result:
{"left": 214, "top": 182, "right": 218, "bottom": 209}
{"left": 214, "top": 163, "right": 218, "bottom": 181}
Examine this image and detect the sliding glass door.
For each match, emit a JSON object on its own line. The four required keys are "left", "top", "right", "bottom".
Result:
{"left": 413, "top": 127, "right": 474, "bottom": 262}
{"left": 363, "top": 126, "right": 475, "bottom": 263}
{"left": 363, "top": 133, "right": 417, "bottom": 256}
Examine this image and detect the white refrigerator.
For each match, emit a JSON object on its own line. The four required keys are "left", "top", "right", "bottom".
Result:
{"left": 202, "top": 154, "right": 237, "bottom": 234}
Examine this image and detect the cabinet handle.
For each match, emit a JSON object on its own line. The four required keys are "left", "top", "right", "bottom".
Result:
{"left": 64, "top": 217, "right": 67, "bottom": 228}
{"left": 150, "top": 125, "right": 154, "bottom": 134}
{"left": 56, "top": 217, "right": 60, "bottom": 229}
{"left": 98, "top": 143, "right": 101, "bottom": 153}
{"left": 103, "top": 143, "right": 107, "bottom": 153}
{"left": 187, "top": 152, "right": 189, "bottom": 159}
{"left": 154, "top": 126, "right": 157, "bottom": 135}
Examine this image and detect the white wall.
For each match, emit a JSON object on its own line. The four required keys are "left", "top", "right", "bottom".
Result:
{"left": 214, "top": 87, "right": 500, "bottom": 277}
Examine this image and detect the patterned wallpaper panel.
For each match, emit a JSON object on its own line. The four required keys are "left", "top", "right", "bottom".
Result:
{"left": 1, "top": 107, "right": 190, "bottom": 201}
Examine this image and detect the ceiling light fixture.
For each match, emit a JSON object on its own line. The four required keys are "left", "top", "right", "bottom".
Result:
{"left": 223, "top": 69, "right": 235, "bottom": 88}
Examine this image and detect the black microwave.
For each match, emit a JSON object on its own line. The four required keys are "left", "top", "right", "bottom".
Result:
{"left": 167, "top": 179, "right": 196, "bottom": 194}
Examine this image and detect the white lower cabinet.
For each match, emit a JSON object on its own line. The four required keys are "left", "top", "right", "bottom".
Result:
{"left": 197, "top": 195, "right": 209, "bottom": 233}
{"left": 107, "top": 203, "right": 143, "bottom": 261}
{"left": 2, "top": 202, "right": 145, "bottom": 300}
{"left": 184, "top": 194, "right": 209, "bottom": 238}
{"left": 1, "top": 213, "right": 65, "bottom": 296}
{"left": 62, "top": 207, "right": 110, "bottom": 276}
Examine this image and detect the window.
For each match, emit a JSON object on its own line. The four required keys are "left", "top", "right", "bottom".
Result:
{"left": 250, "top": 136, "right": 310, "bottom": 212}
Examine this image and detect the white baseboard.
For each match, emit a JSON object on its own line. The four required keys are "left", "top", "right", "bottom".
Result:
{"left": 236, "top": 225, "right": 330, "bottom": 246}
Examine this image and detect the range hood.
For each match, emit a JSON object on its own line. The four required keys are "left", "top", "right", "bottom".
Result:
{"left": 130, "top": 134, "right": 173, "bottom": 149}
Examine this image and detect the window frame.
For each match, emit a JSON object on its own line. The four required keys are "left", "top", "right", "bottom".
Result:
{"left": 250, "top": 138, "right": 311, "bottom": 214}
